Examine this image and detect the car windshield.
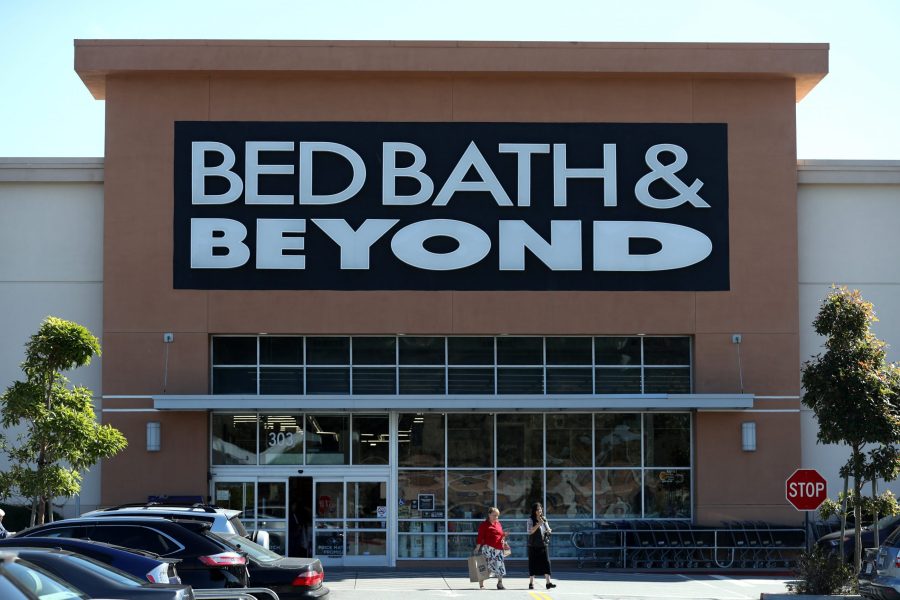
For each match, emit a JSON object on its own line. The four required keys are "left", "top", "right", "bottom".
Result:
{"left": 213, "top": 532, "right": 281, "bottom": 563}
{"left": 876, "top": 515, "right": 900, "bottom": 529}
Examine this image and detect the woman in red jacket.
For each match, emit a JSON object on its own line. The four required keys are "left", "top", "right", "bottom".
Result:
{"left": 475, "top": 506, "right": 508, "bottom": 589}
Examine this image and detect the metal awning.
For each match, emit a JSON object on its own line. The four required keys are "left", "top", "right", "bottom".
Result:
{"left": 152, "top": 393, "right": 753, "bottom": 411}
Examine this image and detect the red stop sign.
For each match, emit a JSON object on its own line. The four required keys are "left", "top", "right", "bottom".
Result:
{"left": 786, "top": 469, "right": 828, "bottom": 511}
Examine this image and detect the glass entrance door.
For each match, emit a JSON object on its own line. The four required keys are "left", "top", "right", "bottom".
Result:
{"left": 313, "top": 478, "right": 388, "bottom": 566}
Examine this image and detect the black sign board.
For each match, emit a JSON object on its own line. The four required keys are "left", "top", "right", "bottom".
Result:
{"left": 174, "top": 122, "right": 729, "bottom": 290}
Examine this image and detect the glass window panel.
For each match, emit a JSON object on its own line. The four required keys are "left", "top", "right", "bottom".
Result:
{"left": 644, "top": 469, "right": 691, "bottom": 518}
{"left": 595, "top": 367, "right": 641, "bottom": 393}
{"left": 398, "top": 413, "right": 445, "bottom": 467}
{"left": 448, "top": 368, "right": 495, "bottom": 394}
{"left": 545, "top": 470, "right": 593, "bottom": 518}
{"left": 259, "top": 368, "right": 303, "bottom": 394}
{"left": 448, "top": 337, "right": 494, "bottom": 365}
{"left": 546, "top": 337, "right": 592, "bottom": 365}
{"left": 305, "top": 367, "right": 349, "bottom": 394}
{"left": 258, "top": 482, "right": 287, "bottom": 519}
{"left": 447, "top": 470, "right": 493, "bottom": 519}
{"left": 497, "top": 337, "right": 542, "bottom": 365}
{"left": 497, "top": 367, "right": 543, "bottom": 394}
{"left": 352, "top": 337, "right": 396, "bottom": 365}
{"left": 306, "top": 415, "right": 349, "bottom": 465}
{"left": 399, "top": 337, "right": 445, "bottom": 365}
{"left": 399, "top": 368, "right": 445, "bottom": 394}
{"left": 644, "top": 337, "right": 691, "bottom": 365}
{"left": 644, "top": 367, "right": 691, "bottom": 393}
{"left": 398, "top": 521, "right": 447, "bottom": 532}
{"left": 448, "top": 534, "right": 478, "bottom": 558}
{"left": 352, "top": 368, "right": 396, "bottom": 394}
{"left": 596, "top": 413, "right": 641, "bottom": 467}
{"left": 496, "top": 414, "right": 543, "bottom": 468}
{"left": 352, "top": 415, "right": 389, "bottom": 465}
{"left": 306, "top": 337, "right": 349, "bottom": 365}
{"left": 497, "top": 470, "right": 543, "bottom": 518}
{"left": 546, "top": 368, "right": 593, "bottom": 394}
{"left": 213, "top": 337, "right": 257, "bottom": 365}
{"left": 260, "top": 337, "right": 303, "bottom": 365}
{"left": 347, "top": 531, "right": 387, "bottom": 556}
{"left": 644, "top": 413, "right": 691, "bottom": 467}
{"left": 259, "top": 413, "right": 303, "bottom": 465}
{"left": 546, "top": 413, "right": 592, "bottom": 467}
{"left": 348, "top": 481, "right": 386, "bottom": 519}
{"left": 315, "top": 482, "right": 344, "bottom": 519}
{"left": 211, "top": 413, "right": 258, "bottom": 465}
{"left": 398, "top": 470, "right": 445, "bottom": 519}
{"left": 596, "top": 469, "right": 642, "bottom": 518}
{"left": 447, "top": 521, "right": 479, "bottom": 534}
{"left": 213, "top": 481, "right": 255, "bottom": 515}
{"left": 213, "top": 367, "right": 257, "bottom": 394}
{"left": 447, "top": 414, "right": 493, "bottom": 468}
{"left": 595, "top": 337, "right": 641, "bottom": 366}
{"left": 398, "top": 533, "right": 446, "bottom": 558}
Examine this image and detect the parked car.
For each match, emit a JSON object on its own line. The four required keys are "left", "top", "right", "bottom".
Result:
{"left": 82, "top": 501, "right": 270, "bottom": 548}
{"left": 817, "top": 514, "right": 900, "bottom": 562}
{"left": 6, "top": 547, "right": 193, "bottom": 600}
{"left": 212, "top": 531, "right": 329, "bottom": 599}
{"left": 0, "top": 536, "right": 180, "bottom": 584}
{"left": 15, "top": 516, "right": 249, "bottom": 589}
{"left": 0, "top": 551, "right": 87, "bottom": 599}
{"left": 859, "top": 527, "right": 900, "bottom": 599}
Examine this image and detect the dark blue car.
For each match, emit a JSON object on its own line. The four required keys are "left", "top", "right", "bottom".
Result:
{"left": 0, "top": 536, "right": 180, "bottom": 584}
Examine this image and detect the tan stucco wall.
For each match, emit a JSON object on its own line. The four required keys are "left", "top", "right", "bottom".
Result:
{"left": 82, "top": 41, "right": 824, "bottom": 523}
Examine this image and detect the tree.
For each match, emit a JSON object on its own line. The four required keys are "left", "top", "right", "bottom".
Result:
{"left": 802, "top": 287, "right": 900, "bottom": 572}
{"left": 0, "top": 316, "right": 128, "bottom": 525}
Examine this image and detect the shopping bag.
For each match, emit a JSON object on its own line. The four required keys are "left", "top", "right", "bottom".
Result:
{"left": 468, "top": 553, "right": 489, "bottom": 582}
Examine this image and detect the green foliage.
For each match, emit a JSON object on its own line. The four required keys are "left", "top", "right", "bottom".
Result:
{"left": 801, "top": 286, "right": 900, "bottom": 572}
{"left": 787, "top": 545, "right": 857, "bottom": 595}
{"left": 819, "top": 490, "right": 900, "bottom": 523}
{"left": 0, "top": 317, "right": 127, "bottom": 525}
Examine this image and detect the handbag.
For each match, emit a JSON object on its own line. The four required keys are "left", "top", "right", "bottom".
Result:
{"left": 502, "top": 541, "right": 512, "bottom": 557}
{"left": 468, "top": 553, "right": 489, "bottom": 582}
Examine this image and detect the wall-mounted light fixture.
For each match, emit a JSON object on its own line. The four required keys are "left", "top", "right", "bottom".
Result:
{"left": 147, "top": 421, "right": 161, "bottom": 452}
{"left": 741, "top": 421, "right": 756, "bottom": 452}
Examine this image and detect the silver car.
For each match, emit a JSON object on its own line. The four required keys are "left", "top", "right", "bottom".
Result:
{"left": 859, "top": 527, "right": 900, "bottom": 600}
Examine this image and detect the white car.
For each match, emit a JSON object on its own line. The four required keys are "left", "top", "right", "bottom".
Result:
{"left": 81, "top": 502, "right": 271, "bottom": 549}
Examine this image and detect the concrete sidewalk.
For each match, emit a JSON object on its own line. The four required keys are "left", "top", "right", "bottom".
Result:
{"left": 323, "top": 568, "right": 793, "bottom": 599}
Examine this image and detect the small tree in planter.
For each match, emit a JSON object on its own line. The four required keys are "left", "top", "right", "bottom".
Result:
{"left": 0, "top": 317, "right": 128, "bottom": 526}
{"left": 802, "top": 287, "right": 900, "bottom": 572}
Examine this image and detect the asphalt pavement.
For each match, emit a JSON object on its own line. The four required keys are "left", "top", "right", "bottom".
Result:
{"left": 324, "top": 568, "right": 793, "bottom": 600}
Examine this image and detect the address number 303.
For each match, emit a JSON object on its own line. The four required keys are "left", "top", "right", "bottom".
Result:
{"left": 268, "top": 432, "right": 295, "bottom": 447}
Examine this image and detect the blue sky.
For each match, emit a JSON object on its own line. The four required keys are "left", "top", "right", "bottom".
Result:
{"left": 2, "top": 0, "right": 898, "bottom": 159}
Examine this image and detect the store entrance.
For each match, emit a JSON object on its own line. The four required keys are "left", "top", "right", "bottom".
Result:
{"left": 313, "top": 478, "right": 388, "bottom": 567}
{"left": 288, "top": 476, "right": 314, "bottom": 558}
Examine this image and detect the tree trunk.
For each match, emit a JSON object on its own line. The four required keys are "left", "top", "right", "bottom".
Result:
{"left": 839, "top": 474, "right": 848, "bottom": 561}
{"left": 873, "top": 478, "right": 880, "bottom": 549}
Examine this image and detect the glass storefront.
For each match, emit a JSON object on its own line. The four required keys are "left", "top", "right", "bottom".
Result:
{"left": 211, "top": 410, "right": 692, "bottom": 563}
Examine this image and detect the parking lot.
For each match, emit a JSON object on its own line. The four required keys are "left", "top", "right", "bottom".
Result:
{"left": 324, "top": 568, "right": 793, "bottom": 599}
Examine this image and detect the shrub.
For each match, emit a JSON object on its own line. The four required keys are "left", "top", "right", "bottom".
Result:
{"left": 787, "top": 546, "right": 856, "bottom": 595}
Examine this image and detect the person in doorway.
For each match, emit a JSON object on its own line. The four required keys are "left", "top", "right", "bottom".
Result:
{"left": 290, "top": 502, "right": 312, "bottom": 557}
{"left": 527, "top": 502, "right": 555, "bottom": 589}
{"left": 474, "top": 506, "right": 508, "bottom": 590}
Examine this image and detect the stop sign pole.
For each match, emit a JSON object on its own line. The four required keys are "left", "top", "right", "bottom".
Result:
{"left": 786, "top": 469, "right": 828, "bottom": 551}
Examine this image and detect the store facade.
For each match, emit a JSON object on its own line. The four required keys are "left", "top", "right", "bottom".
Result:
{"left": 74, "top": 40, "right": 828, "bottom": 566}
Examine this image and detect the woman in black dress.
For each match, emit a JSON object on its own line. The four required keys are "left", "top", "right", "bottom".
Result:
{"left": 527, "top": 502, "right": 556, "bottom": 589}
